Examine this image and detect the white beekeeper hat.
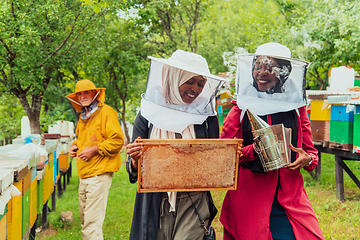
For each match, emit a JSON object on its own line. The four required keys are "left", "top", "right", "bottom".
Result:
{"left": 148, "top": 50, "right": 226, "bottom": 81}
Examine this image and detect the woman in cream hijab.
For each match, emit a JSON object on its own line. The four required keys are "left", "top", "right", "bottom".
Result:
{"left": 126, "top": 50, "right": 224, "bottom": 240}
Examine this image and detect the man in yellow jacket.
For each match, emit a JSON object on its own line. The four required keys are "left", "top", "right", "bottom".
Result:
{"left": 67, "top": 79, "right": 124, "bottom": 240}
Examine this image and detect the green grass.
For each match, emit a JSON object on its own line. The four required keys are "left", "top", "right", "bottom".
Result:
{"left": 36, "top": 152, "right": 360, "bottom": 240}
{"left": 301, "top": 153, "right": 360, "bottom": 240}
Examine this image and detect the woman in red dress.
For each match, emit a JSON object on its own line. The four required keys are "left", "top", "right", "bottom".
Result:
{"left": 220, "top": 42, "right": 325, "bottom": 240}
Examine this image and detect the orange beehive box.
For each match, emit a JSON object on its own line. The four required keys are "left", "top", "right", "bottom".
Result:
{"left": 59, "top": 153, "right": 70, "bottom": 170}
{"left": 137, "top": 139, "right": 242, "bottom": 193}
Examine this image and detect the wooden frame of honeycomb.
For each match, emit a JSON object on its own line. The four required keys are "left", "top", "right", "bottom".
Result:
{"left": 137, "top": 139, "right": 242, "bottom": 193}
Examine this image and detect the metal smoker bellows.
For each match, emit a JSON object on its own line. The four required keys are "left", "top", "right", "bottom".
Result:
{"left": 246, "top": 109, "right": 286, "bottom": 172}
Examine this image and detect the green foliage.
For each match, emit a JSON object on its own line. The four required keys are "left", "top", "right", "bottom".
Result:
{"left": 80, "top": 0, "right": 109, "bottom": 13}
{"left": 0, "top": 93, "right": 25, "bottom": 144}
{"left": 1, "top": 0, "right": 360, "bottom": 141}
{"left": 284, "top": 0, "right": 360, "bottom": 89}
{"left": 197, "top": 0, "right": 287, "bottom": 74}
{"left": 76, "top": 7, "right": 150, "bottom": 142}
{"left": 129, "top": 0, "right": 210, "bottom": 56}
{"left": 41, "top": 84, "right": 77, "bottom": 132}
{"left": 0, "top": 0, "right": 100, "bottom": 133}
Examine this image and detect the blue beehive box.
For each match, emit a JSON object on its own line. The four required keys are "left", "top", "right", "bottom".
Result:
{"left": 330, "top": 105, "right": 354, "bottom": 122}
{"left": 53, "top": 150, "right": 59, "bottom": 182}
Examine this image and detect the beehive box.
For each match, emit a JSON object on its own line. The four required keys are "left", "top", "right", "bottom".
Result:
{"left": 330, "top": 105, "right": 354, "bottom": 122}
{"left": 46, "top": 152, "right": 54, "bottom": 169}
{"left": 7, "top": 180, "right": 22, "bottom": 240}
{"left": 352, "top": 108, "right": 360, "bottom": 153}
{"left": 22, "top": 189, "right": 30, "bottom": 239}
{"left": 218, "top": 114, "right": 224, "bottom": 126}
{"left": 22, "top": 170, "right": 31, "bottom": 195}
{"left": 37, "top": 179, "right": 43, "bottom": 214}
{"left": 43, "top": 165, "right": 54, "bottom": 205}
{"left": 0, "top": 209, "right": 7, "bottom": 240}
{"left": 137, "top": 139, "right": 242, "bottom": 193}
{"left": 310, "top": 100, "right": 331, "bottom": 121}
{"left": 53, "top": 150, "right": 59, "bottom": 182}
{"left": 30, "top": 176, "right": 37, "bottom": 228}
{"left": 310, "top": 120, "right": 330, "bottom": 142}
{"left": 330, "top": 121, "right": 354, "bottom": 144}
{"left": 59, "top": 153, "right": 70, "bottom": 171}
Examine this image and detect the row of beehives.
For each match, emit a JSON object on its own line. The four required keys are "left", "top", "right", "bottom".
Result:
{"left": 307, "top": 90, "right": 360, "bottom": 153}
{"left": 0, "top": 136, "right": 72, "bottom": 240}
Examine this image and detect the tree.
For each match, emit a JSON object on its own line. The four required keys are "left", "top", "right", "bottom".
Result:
{"left": 0, "top": 0, "right": 106, "bottom": 134}
{"left": 278, "top": 0, "right": 360, "bottom": 89}
{"left": 79, "top": 9, "right": 149, "bottom": 143}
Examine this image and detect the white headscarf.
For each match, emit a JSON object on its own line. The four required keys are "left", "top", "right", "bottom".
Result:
{"left": 162, "top": 65, "right": 200, "bottom": 105}
{"left": 150, "top": 65, "right": 198, "bottom": 212}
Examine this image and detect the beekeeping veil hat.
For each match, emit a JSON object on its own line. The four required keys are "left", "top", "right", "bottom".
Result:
{"left": 236, "top": 42, "right": 309, "bottom": 115}
{"left": 142, "top": 49, "right": 227, "bottom": 133}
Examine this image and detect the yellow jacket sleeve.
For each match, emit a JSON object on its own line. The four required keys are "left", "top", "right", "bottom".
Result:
{"left": 97, "top": 106, "right": 124, "bottom": 157}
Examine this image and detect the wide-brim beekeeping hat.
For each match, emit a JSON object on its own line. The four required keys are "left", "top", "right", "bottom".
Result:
{"left": 66, "top": 79, "right": 106, "bottom": 112}
{"left": 247, "top": 42, "right": 309, "bottom": 65}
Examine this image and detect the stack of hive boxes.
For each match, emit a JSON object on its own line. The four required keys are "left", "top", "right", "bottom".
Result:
{"left": 216, "top": 92, "right": 233, "bottom": 133}
{"left": 329, "top": 105, "right": 354, "bottom": 151}
{"left": 0, "top": 148, "right": 33, "bottom": 240}
{"left": 309, "top": 98, "right": 331, "bottom": 146}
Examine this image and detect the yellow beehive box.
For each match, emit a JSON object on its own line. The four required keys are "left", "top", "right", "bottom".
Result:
{"left": 59, "top": 153, "right": 69, "bottom": 170}
{"left": 7, "top": 180, "right": 22, "bottom": 240}
{"left": 43, "top": 166, "right": 54, "bottom": 205}
{"left": 30, "top": 177, "right": 37, "bottom": 228}
{"left": 43, "top": 163, "right": 50, "bottom": 205}
{"left": 0, "top": 212, "right": 7, "bottom": 240}
{"left": 310, "top": 100, "right": 331, "bottom": 121}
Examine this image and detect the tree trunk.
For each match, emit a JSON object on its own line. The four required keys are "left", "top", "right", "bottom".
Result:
{"left": 120, "top": 109, "right": 131, "bottom": 145}
{"left": 121, "top": 118, "right": 131, "bottom": 145}
{"left": 28, "top": 111, "right": 42, "bottom": 134}
{"left": 16, "top": 92, "right": 43, "bottom": 135}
